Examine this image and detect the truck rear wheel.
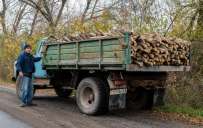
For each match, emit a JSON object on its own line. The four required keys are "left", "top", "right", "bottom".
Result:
{"left": 76, "top": 77, "right": 109, "bottom": 115}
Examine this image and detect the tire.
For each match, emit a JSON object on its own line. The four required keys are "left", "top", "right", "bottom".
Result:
{"left": 143, "top": 89, "right": 154, "bottom": 110}
{"left": 54, "top": 86, "right": 73, "bottom": 98}
{"left": 76, "top": 77, "right": 109, "bottom": 115}
{"left": 33, "top": 87, "right": 36, "bottom": 96}
{"left": 127, "top": 87, "right": 154, "bottom": 110}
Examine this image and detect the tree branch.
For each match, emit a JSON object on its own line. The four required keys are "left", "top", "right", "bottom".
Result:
{"left": 55, "top": 0, "right": 67, "bottom": 26}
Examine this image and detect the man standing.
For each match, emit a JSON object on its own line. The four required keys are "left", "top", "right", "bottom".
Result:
{"left": 16, "top": 44, "right": 41, "bottom": 107}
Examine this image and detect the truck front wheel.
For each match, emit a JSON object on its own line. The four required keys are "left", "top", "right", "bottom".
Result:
{"left": 54, "top": 86, "right": 73, "bottom": 98}
{"left": 76, "top": 77, "right": 109, "bottom": 115}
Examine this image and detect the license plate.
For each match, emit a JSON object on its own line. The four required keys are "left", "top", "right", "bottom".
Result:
{"left": 110, "top": 88, "right": 127, "bottom": 95}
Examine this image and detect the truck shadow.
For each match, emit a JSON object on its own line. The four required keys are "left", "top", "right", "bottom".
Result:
{"left": 31, "top": 95, "right": 171, "bottom": 128}
{"left": 33, "top": 95, "right": 153, "bottom": 117}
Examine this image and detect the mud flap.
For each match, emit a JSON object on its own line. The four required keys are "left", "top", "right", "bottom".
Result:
{"left": 109, "top": 88, "right": 127, "bottom": 110}
{"left": 107, "top": 72, "right": 127, "bottom": 110}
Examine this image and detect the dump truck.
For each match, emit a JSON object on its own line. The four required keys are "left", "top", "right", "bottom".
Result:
{"left": 14, "top": 32, "right": 190, "bottom": 115}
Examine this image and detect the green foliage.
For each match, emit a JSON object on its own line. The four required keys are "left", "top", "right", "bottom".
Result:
{"left": 61, "top": 10, "right": 113, "bottom": 35}
{"left": 168, "top": 19, "right": 203, "bottom": 41}
{"left": 166, "top": 84, "right": 203, "bottom": 109}
{"left": 0, "top": 32, "right": 45, "bottom": 80}
{"left": 165, "top": 41, "right": 203, "bottom": 111}
{"left": 167, "top": 0, "right": 203, "bottom": 41}
{"left": 156, "top": 104, "right": 203, "bottom": 118}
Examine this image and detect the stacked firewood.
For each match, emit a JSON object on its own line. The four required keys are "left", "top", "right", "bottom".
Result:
{"left": 130, "top": 33, "right": 191, "bottom": 66}
{"left": 48, "top": 30, "right": 125, "bottom": 42}
{"left": 48, "top": 31, "right": 191, "bottom": 66}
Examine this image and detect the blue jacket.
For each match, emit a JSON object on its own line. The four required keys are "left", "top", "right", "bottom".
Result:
{"left": 16, "top": 52, "right": 41, "bottom": 74}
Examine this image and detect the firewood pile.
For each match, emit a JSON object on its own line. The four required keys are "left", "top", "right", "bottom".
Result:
{"left": 48, "top": 30, "right": 125, "bottom": 42}
{"left": 48, "top": 31, "right": 191, "bottom": 66}
{"left": 130, "top": 33, "right": 191, "bottom": 66}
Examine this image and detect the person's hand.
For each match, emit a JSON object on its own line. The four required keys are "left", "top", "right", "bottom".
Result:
{"left": 19, "top": 72, "right": 23, "bottom": 77}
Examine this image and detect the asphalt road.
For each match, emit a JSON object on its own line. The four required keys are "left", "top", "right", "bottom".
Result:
{"left": 0, "top": 110, "right": 31, "bottom": 128}
{"left": 0, "top": 87, "right": 202, "bottom": 128}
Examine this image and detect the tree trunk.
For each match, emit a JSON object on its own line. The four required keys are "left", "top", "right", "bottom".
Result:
{"left": 0, "top": 0, "right": 7, "bottom": 34}
{"left": 12, "top": 4, "right": 27, "bottom": 34}
{"left": 54, "top": 0, "right": 67, "bottom": 27}
{"left": 81, "top": 0, "right": 92, "bottom": 23}
{"left": 198, "top": 0, "right": 203, "bottom": 29}
{"left": 197, "top": 0, "right": 203, "bottom": 40}
{"left": 29, "top": 9, "right": 39, "bottom": 36}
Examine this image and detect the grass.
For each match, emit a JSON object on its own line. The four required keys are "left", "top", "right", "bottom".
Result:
{"left": 156, "top": 104, "right": 203, "bottom": 118}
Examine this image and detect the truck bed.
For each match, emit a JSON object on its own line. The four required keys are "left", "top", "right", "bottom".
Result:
{"left": 42, "top": 33, "right": 190, "bottom": 72}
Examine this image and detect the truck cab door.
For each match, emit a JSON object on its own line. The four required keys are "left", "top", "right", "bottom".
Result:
{"left": 33, "top": 40, "right": 48, "bottom": 79}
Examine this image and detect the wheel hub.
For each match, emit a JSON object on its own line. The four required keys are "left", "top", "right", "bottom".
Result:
{"left": 81, "top": 87, "right": 95, "bottom": 108}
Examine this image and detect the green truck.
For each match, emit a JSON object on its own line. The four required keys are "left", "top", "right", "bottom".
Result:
{"left": 41, "top": 32, "right": 190, "bottom": 115}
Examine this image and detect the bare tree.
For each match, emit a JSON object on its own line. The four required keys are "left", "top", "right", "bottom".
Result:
{"left": 0, "top": 0, "right": 7, "bottom": 34}
{"left": 29, "top": 8, "right": 39, "bottom": 36}
{"left": 197, "top": 0, "right": 203, "bottom": 30}
{"left": 90, "top": 0, "right": 98, "bottom": 19}
{"left": 81, "top": 0, "right": 92, "bottom": 23}
{"left": 12, "top": 3, "right": 27, "bottom": 34}
{"left": 20, "top": 0, "right": 67, "bottom": 29}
